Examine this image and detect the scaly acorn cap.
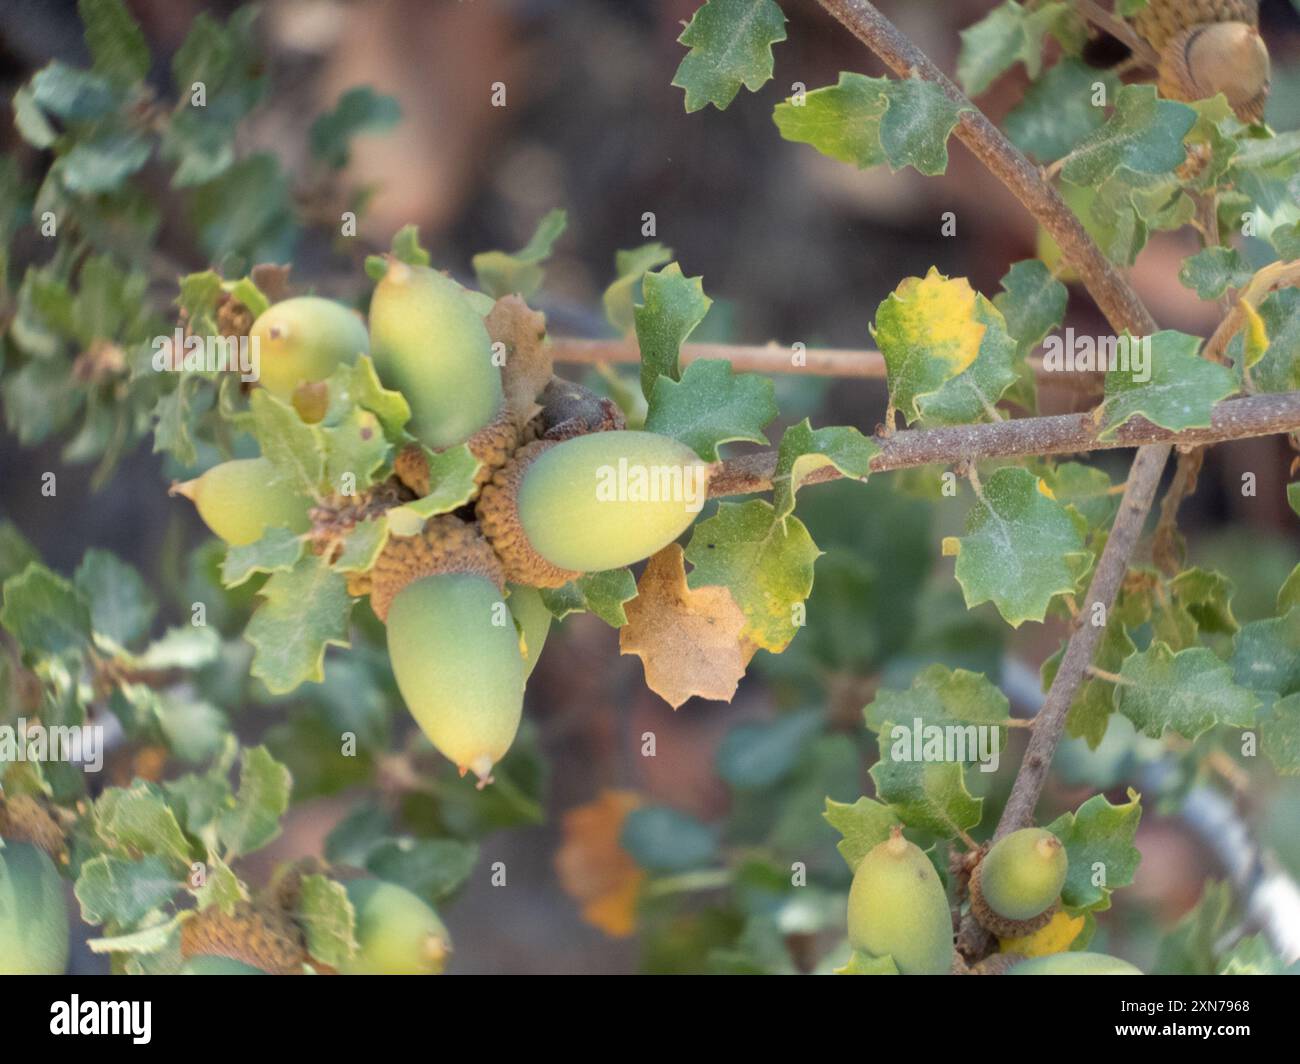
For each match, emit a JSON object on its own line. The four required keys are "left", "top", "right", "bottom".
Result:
{"left": 394, "top": 404, "right": 524, "bottom": 496}
{"left": 0, "top": 794, "right": 66, "bottom": 862}
{"left": 475, "top": 441, "right": 582, "bottom": 589}
{"left": 1132, "top": 0, "right": 1258, "bottom": 51}
{"left": 307, "top": 477, "right": 414, "bottom": 567}
{"left": 1159, "top": 22, "right": 1270, "bottom": 124}
{"left": 179, "top": 902, "right": 307, "bottom": 975}
{"left": 969, "top": 858, "right": 1060, "bottom": 939}
{"left": 367, "top": 516, "right": 505, "bottom": 623}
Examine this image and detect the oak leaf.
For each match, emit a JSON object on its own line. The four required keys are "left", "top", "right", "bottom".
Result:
{"left": 619, "top": 544, "right": 753, "bottom": 708}
{"left": 485, "top": 295, "right": 551, "bottom": 417}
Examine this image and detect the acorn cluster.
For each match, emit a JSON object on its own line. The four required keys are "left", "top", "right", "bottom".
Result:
{"left": 844, "top": 826, "right": 1140, "bottom": 975}
{"left": 0, "top": 787, "right": 453, "bottom": 976}
{"left": 173, "top": 260, "right": 711, "bottom": 785}
{"left": 177, "top": 872, "right": 451, "bottom": 976}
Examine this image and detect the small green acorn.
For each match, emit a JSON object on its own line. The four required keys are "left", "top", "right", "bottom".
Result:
{"left": 0, "top": 841, "right": 70, "bottom": 975}
{"left": 1007, "top": 951, "right": 1142, "bottom": 975}
{"left": 846, "top": 828, "right": 954, "bottom": 975}
{"left": 180, "top": 955, "right": 270, "bottom": 975}
{"left": 369, "top": 262, "right": 504, "bottom": 448}
{"left": 171, "top": 457, "right": 311, "bottom": 546}
{"left": 388, "top": 573, "right": 525, "bottom": 783}
{"left": 371, "top": 518, "right": 525, "bottom": 783}
{"left": 971, "top": 828, "right": 1068, "bottom": 938}
{"left": 248, "top": 296, "right": 369, "bottom": 399}
{"left": 477, "top": 431, "right": 711, "bottom": 586}
{"left": 339, "top": 878, "right": 451, "bottom": 975}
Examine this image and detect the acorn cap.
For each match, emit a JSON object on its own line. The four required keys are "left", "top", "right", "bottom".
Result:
{"left": 0, "top": 794, "right": 66, "bottom": 862}
{"left": 969, "top": 860, "right": 1060, "bottom": 939}
{"left": 394, "top": 404, "right": 524, "bottom": 497}
{"left": 1132, "top": 0, "right": 1258, "bottom": 52}
{"left": 307, "top": 476, "right": 414, "bottom": 566}
{"left": 1160, "top": 22, "right": 1270, "bottom": 124}
{"left": 475, "top": 441, "right": 582, "bottom": 589}
{"left": 179, "top": 902, "right": 306, "bottom": 975}
{"left": 367, "top": 516, "right": 505, "bottom": 623}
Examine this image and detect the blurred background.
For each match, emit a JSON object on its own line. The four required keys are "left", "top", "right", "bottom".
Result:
{"left": 1, "top": 0, "right": 1299, "bottom": 973}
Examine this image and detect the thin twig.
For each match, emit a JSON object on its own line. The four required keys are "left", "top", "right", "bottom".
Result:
{"left": 1086, "top": 665, "right": 1127, "bottom": 686}
{"left": 1152, "top": 446, "right": 1204, "bottom": 576}
{"left": 991, "top": 445, "right": 1170, "bottom": 798}
{"left": 1153, "top": 193, "right": 1223, "bottom": 572}
{"left": 707, "top": 392, "right": 1300, "bottom": 497}
{"left": 550, "top": 337, "right": 1098, "bottom": 389}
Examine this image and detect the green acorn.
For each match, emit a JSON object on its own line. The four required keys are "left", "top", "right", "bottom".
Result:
{"left": 339, "top": 878, "right": 451, "bottom": 975}
{"left": 369, "top": 262, "right": 504, "bottom": 448}
{"left": 249, "top": 296, "right": 369, "bottom": 399}
{"left": 477, "top": 431, "right": 711, "bottom": 587}
{"left": 846, "top": 828, "right": 954, "bottom": 975}
{"left": 1007, "top": 951, "right": 1142, "bottom": 975}
{"left": 971, "top": 828, "right": 1068, "bottom": 938}
{"left": 370, "top": 518, "right": 525, "bottom": 783}
{"left": 0, "top": 841, "right": 70, "bottom": 975}
{"left": 171, "top": 457, "right": 311, "bottom": 546}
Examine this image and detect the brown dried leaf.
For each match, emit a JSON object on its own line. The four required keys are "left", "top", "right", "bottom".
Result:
{"left": 619, "top": 544, "right": 753, "bottom": 708}
{"left": 486, "top": 295, "right": 552, "bottom": 416}
{"left": 555, "top": 789, "right": 645, "bottom": 938}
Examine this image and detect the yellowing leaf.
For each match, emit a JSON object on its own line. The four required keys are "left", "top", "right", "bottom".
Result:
{"left": 1242, "top": 299, "right": 1270, "bottom": 371}
{"left": 683, "top": 499, "right": 820, "bottom": 653}
{"left": 555, "top": 790, "right": 645, "bottom": 938}
{"left": 1000, "top": 911, "right": 1084, "bottom": 957}
{"left": 619, "top": 544, "right": 753, "bottom": 707}
{"left": 873, "top": 269, "right": 988, "bottom": 423}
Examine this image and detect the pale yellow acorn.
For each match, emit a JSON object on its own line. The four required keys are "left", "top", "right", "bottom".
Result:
{"left": 1131, "top": 0, "right": 1270, "bottom": 124}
